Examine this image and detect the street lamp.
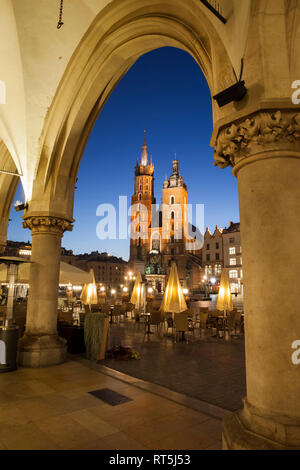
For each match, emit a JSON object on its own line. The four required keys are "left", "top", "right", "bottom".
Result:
{"left": 210, "top": 277, "right": 217, "bottom": 294}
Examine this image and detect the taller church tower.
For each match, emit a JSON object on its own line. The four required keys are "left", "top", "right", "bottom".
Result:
{"left": 129, "top": 133, "right": 155, "bottom": 270}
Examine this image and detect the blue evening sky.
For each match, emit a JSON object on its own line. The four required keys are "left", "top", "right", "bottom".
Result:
{"left": 8, "top": 47, "right": 239, "bottom": 261}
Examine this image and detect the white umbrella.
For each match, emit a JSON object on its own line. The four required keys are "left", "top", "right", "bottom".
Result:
{"left": 130, "top": 272, "right": 145, "bottom": 312}
{"left": 0, "top": 261, "right": 92, "bottom": 285}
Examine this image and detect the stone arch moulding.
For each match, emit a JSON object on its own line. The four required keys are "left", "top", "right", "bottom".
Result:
{"left": 0, "top": 140, "right": 21, "bottom": 253}
{"left": 28, "top": 0, "right": 236, "bottom": 221}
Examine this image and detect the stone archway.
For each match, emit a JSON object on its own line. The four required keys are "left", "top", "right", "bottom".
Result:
{"left": 11, "top": 0, "right": 300, "bottom": 450}
{"left": 19, "top": 0, "right": 236, "bottom": 365}
{"left": 28, "top": 0, "right": 236, "bottom": 220}
{"left": 0, "top": 141, "right": 20, "bottom": 254}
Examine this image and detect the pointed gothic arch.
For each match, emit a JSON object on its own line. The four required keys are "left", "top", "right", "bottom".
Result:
{"left": 28, "top": 0, "right": 236, "bottom": 220}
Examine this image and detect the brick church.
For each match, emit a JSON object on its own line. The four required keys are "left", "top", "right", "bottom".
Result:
{"left": 129, "top": 134, "right": 202, "bottom": 292}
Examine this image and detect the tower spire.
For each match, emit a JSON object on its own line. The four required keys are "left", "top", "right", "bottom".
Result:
{"left": 140, "top": 129, "right": 148, "bottom": 166}
{"left": 172, "top": 152, "right": 179, "bottom": 175}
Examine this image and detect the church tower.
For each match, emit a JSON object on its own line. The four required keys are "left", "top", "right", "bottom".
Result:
{"left": 161, "top": 155, "right": 188, "bottom": 259}
{"left": 129, "top": 132, "right": 155, "bottom": 269}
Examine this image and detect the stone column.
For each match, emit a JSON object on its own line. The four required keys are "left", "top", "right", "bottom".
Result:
{"left": 214, "top": 109, "right": 300, "bottom": 450}
{"left": 19, "top": 216, "right": 73, "bottom": 367}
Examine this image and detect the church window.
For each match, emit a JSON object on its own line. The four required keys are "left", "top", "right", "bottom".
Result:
{"left": 170, "top": 196, "right": 175, "bottom": 205}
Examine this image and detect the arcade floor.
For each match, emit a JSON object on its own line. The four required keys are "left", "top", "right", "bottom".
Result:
{"left": 0, "top": 359, "right": 223, "bottom": 450}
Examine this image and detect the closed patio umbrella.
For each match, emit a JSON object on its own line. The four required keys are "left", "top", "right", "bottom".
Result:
{"left": 160, "top": 262, "right": 187, "bottom": 316}
{"left": 81, "top": 269, "right": 98, "bottom": 307}
{"left": 130, "top": 272, "right": 145, "bottom": 312}
{"left": 0, "top": 261, "right": 92, "bottom": 286}
{"left": 217, "top": 269, "right": 233, "bottom": 315}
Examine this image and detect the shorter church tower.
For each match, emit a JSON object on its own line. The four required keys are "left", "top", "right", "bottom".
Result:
{"left": 129, "top": 132, "right": 155, "bottom": 269}
{"left": 161, "top": 155, "right": 188, "bottom": 260}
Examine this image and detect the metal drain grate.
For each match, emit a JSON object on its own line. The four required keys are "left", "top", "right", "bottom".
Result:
{"left": 88, "top": 388, "right": 133, "bottom": 406}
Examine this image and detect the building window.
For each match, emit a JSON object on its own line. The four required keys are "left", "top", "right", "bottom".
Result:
{"left": 206, "top": 243, "right": 210, "bottom": 250}
{"left": 231, "top": 283, "right": 239, "bottom": 293}
{"left": 170, "top": 196, "right": 175, "bottom": 205}
{"left": 230, "top": 258, "right": 236, "bottom": 266}
{"left": 229, "top": 238, "right": 235, "bottom": 244}
{"left": 138, "top": 193, "right": 142, "bottom": 201}
{"left": 171, "top": 211, "right": 175, "bottom": 220}
{"left": 216, "top": 253, "right": 220, "bottom": 261}
{"left": 229, "top": 270, "right": 238, "bottom": 279}
{"left": 171, "top": 248, "right": 175, "bottom": 256}
{"left": 229, "top": 247, "right": 236, "bottom": 255}
{"left": 206, "top": 254, "right": 210, "bottom": 261}
{"left": 216, "top": 243, "right": 219, "bottom": 250}
{"left": 215, "top": 264, "right": 222, "bottom": 276}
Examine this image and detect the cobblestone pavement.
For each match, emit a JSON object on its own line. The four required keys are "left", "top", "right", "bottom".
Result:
{"left": 102, "top": 320, "right": 246, "bottom": 412}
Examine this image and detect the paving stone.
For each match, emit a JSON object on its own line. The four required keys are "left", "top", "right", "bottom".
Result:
{"left": 103, "top": 321, "right": 246, "bottom": 411}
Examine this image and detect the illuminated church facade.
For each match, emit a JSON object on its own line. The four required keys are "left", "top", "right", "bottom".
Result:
{"left": 129, "top": 136, "right": 202, "bottom": 292}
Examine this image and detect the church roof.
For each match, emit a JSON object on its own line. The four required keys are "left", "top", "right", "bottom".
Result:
{"left": 140, "top": 132, "right": 148, "bottom": 166}
{"left": 135, "top": 131, "right": 154, "bottom": 176}
{"left": 164, "top": 155, "right": 187, "bottom": 189}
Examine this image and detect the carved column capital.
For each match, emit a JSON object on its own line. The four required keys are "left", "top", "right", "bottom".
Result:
{"left": 213, "top": 110, "right": 300, "bottom": 170}
{"left": 23, "top": 216, "right": 73, "bottom": 236}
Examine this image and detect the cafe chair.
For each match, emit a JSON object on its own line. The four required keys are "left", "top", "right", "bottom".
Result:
{"left": 174, "top": 313, "right": 189, "bottom": 343}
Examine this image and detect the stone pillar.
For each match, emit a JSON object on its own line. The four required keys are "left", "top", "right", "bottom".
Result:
{"left": 214, "top": 109, "right": 300, "bottom": 450}
{"left": 19, "top": 216, "right": 73, "bottom": 367}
